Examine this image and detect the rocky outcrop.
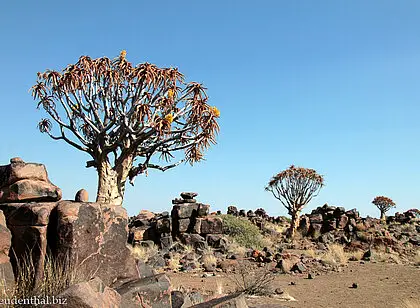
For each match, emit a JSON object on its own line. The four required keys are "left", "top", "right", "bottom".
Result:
{"left": 53, "top": 201, "right": 138, "bottom": 287}
{"left": 0, "top": 210, "right": 14, "bottom": 291}
{"left": 0, "top": 158, "right": 62, "bottom": 203}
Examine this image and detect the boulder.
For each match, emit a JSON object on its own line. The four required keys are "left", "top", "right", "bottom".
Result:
{"left": 0, "top": 211, "right": 14, "bottom": 292}
{"left": 75, "top": 189, "right": 89, "bottom": 202}
{"left": 116, "top": 274, "right": 172, "bottom": 308}
{"left": 156, "top": 217, "right": 171, "bottom": 234}
{"left": 172, "top": 204, "right": 199, "bottom": 219}
{"left": 0, "top": 159, "right": 62, "bottom": 203}
{"left": 53, "top": 201, "right": 138, "bottom": 287}
{"left": 45, "top": 277, "right": 121, "bottom": 308}
{"left": 227, "top": 206, "right": 238, "bottom": 216}
{"left": 200, "top": 217, "right": 223, "bottom": 234}
{"left": 180, "top": 192, "right": 198, "bottom": 200}
{"left": 0, "top": 202, "right": 57, "bottom": 286}
{"left": 197, "top": 204, "right": 210, "bottom": 217}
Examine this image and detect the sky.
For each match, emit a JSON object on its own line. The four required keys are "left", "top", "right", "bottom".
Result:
{"left": 1, "top": 1, "right": 419, "bottom": 218}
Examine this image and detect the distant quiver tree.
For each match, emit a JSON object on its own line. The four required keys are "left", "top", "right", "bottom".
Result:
{"left": 372, "top": 196, "right": 396, "bottom": 221}
{"left": 31, "top": 51, "right": 220, "bottom": 206}
{"left": 265, "top": 165, "right": 324, "bottom": 238}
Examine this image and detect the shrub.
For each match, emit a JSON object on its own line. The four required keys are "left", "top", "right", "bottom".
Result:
{"left": 129, "top": 243, "right": 159, "bottom": 262}
{"left": 321, "top": 244, "right": 348, "bottom": 265}
{"left": 220, "top": 215, "right": 265, "bottom": 249}
{"left": 228, "top": 261, "right": 274, "bottom": 296}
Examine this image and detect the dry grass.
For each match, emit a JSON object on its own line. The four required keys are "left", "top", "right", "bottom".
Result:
{"left": 346, "top": 250, "right": 364, "bottom": 261}
{"left": 228, "top": 261, "right": 274, "bottom": 296}
{"left": 167, "top": 255, "right": 182, "bottom": 272}
{"left": 130, "top": 243, "right": 159, "bottom": 262}
{"left": 201, "top": 254, "right": 217, "bottom": 271}
{"left": 302, "top": 248, "right": 318, "bottom": 258}
{"left": 321, "top": 244, "right": 348, "bottom": 265}
{"left": 264, "top": 222, "right": 287, "bottom": 235}
{"left": 0, "top": 251, "right": 84, "bottom": 307}
{"left": 226, "top": 240, "right": 247, "bottom": 257}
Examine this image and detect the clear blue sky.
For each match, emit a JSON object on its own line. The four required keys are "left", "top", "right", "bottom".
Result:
{"left": 1, "top": 1, "right": 419, "bottom": 218}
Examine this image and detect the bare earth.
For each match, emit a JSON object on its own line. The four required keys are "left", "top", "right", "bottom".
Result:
{"left": 168, "top": 263, "right": 420, "bottom": 308}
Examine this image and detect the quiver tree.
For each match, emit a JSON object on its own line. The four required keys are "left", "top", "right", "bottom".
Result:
{"left": 372, "top": 196, "right": 396, "bottom": 221}
{"left": 31, "top": 51, "right": 220, "bottom": 206}
{"left": 265, "top": 165, "right": 324, "bottom": 238}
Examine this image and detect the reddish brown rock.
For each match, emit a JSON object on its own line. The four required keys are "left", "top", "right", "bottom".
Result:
{"left": 172, "top": 204, "right": 199, "bottom": 219}
{"left": 0, "top": 210, "right": 14, "bottom": 291}
{"left": 178, "top": 218, "right": 191, "bottom": 233}
{"left": 200, "top": 217, "right": 223, "bottom": 234}
{"left": 75, "top": 189, "right": 89, "bottom": 202}
{"left": 0, "top": 202, "right": 57, "bottom": 287}
{"left": 53, "top": 201, "right": 138, "bottom": 287}
{"left": 45, "top": 277, "right": 121, "bottom": 308}
{"left": 337, "top": 215, "right": 349, "bottom": 229}
{"left": 116, "top": 273, "right": 172, "bottom": 308}
{"left": 0, "top": 159, "right": 62, "bottom": 203}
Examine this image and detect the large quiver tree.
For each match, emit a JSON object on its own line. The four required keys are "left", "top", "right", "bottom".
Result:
{"left": 265, "top": 165, "right": 324, "bottom": 238}
{"left": 31, "top": 51, "right": 220, "bottom": 206}
{"left": 372, "top": 196, "right": 396, "bottom": 221}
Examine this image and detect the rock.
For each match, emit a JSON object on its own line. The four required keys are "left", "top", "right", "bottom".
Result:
{"left": 309, "top": 214, "right": 323, "bottom": 224}
{"left": 291, "top": 262, "right": 307, "bottom": 273}
{"left": 362, "top": 249, "right": 372, "bottom": 261}
{"left": 239, "top": 210, "right": 246, "bottom": 217}
{"left": 172, "top": 198, "right": 196, "bottom": 204}
{"left": 206, "top": 234, "right": 228, "bottom": 252}
{"left": 45, "top": 277, "right": 121, "bottom": 308}
{"left": 192, "top": 218, "right": 201, "bottom": 234}
{"left": 116, "top": 274, "right": 172, "bottom": 308}
{"left": 156, "top": 217, "right": 171, "bottom": 234}
{"left": 351, "top": 283, "right": 358, "bottom": 289}
{"left": 0, "top": 160, "right": 62, "bottom": 203}
{"left": 227, "top": 206, "right": 238, "bottom": 216}
{"left": 180, "top": 192, "right": 198, "bottom": 199}
{"left": 0, "top": 211, "right": 14, "bottom": 291}
{"left": 160, "top": 236, "right": 173, "bottom": 251}
{"left": 247, "top": 210, "right": 255, "bottom": 218}
{"left": 337, "top": 215, "right": 349, "bottom": 229}
{"left": 75, "top": 189, "right": 89, "bottom": 202}
{"left": 197, "top": 204, "right": 210, "bottom": 217}
{"left": 178, "top": 218, "right": 191, "bottom": 233}
{"left": 0, "top": 202, "right": 57, "bottom": 286}
{"left": 136, "top": 210, "right": 156, "bottom": 221}
{"left": 298, "top": 215, "right": 311, "bottom": 236}
{"left": 200, "top": 217, "right": 223, "bottom": 234}
{"left": 218, "top": 259, "right": 239, "bottom": 273}
{"left": 192, "top": 292, "right": 248, "bottom": 308}
{"left": 172, "top": 204, "right": 199, "bottom": 219}
{"left": 53, "top": 201, "right": 138, "bottom": 287}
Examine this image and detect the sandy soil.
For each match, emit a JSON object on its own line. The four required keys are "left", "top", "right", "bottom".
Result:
{"left": 168, "top": 262, "right": 420, "bottom": 308}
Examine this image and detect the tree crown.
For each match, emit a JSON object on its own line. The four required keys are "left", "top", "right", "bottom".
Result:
{"left": 31, "top": 51, "right": 220, "bottom": 182}
{"left": 372, "top": 196, "right": 396, "bottom": 211}
{"left": 265, "top": 165, "right": 324, "bottom": 214}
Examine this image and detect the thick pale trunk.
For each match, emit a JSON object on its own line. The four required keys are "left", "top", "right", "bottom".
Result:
{"left": 288, "top": 210, "right": 300, "bottom": 239}
{"left": 380, "top": 211, "right": 386, "bottom": 222}
{"left": 96, "top": 155, "right": 133, "bottom": 206}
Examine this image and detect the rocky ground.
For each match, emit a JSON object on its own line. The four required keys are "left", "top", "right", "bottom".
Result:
{"left": 168, "top": 260, "right": 420, "bottom": 308}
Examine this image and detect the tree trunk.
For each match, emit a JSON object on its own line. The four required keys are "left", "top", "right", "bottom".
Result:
{"left": 96, "top": 155, "right": 133, "bottom": 206}
{"left": 288, "top": 211, "right": 300, "bottom": 239}
{"left": 380, "top": 211, "right": 386, "bottom": 222}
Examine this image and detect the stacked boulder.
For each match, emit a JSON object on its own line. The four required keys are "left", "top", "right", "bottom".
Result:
{"left": 0, "top": 157, "right": 62, "bottom": 203}
{"left": 171, "top": 193, "right": 224, "bottom": 252}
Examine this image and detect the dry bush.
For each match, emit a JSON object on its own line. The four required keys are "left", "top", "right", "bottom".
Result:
{"left": 167, "top": 255, "right": 182, "bottom": 272}
{"left": 130, "top": 243, "right": 159, "bottom": 262}
{"left": 201, "top": 254, "right": 217, "bottom": 270}
{"left": 321, "top": 244, "right": 348, "bottom": 265}
{"left": 345, "top": 250, "right": 364, "bottom": 261}
{"left": 228, "top": 261, "right": 274, "bottom": 296}
{"left": 264, "top": 222, "right": 287, "bottom": 235}
{"left": 302, "top": 248, "right": 317, "bottom": 258}
{"left": 0, "top": 251, "right": 85, "bottom": 307}
{"left": 226, "top": 240, "right": 247, "bottom": 257}
{"left": 355, "top": 223, "right": 367, "bottom": 232}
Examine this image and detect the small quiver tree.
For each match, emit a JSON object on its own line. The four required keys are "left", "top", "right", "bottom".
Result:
{"left": 31, "top": 51, "right": 220, "bottom": 205}
{"left": 372, "top": 196, "right": 396, "bottom": 222}
{"left": 265, "top": 165, "right": 324, "bottom": 238}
